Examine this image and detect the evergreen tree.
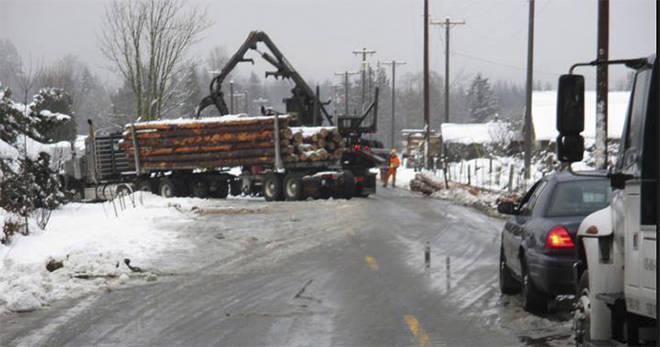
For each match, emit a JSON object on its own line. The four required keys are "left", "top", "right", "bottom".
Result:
{"left": 30, "top": 88, "right": 76, "bottom": 142}
{"left": 0, "top": 87, "right": 36, "bottom": 144}
{"left": 466, "top": 73, "right": 499, "bottom": 123}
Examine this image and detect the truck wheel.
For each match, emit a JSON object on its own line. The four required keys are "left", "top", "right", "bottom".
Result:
{"left": 521, "top": 259, "right": 547, "bottom": 313}
{"left": 340, "top": 171, "right": 356, "bottom": 200}
{"left": 190, "top": 179, "right": 209, "bottom": 199}
{"left": 229, "top": 178, "right": 242, "bottom": 196}
{"left": 283, "top": 174, "right": 304, "bottom": 201}
{"left": 136, "top": 180, "right": 153, "bottom": 193}
{"left": 158, "top": 178, "right": 178, "bottom": 198}
{"left": 499, "top": 248, "right": 519, "bottom": 294}
{"left": 211, "top": 180, "right": 229, "bottom": 199}
{"left": 263, "top": 174, "right": 283, "bottom": 201}
{"left": 573, "top": 271, "right": 591, "bottom": 346}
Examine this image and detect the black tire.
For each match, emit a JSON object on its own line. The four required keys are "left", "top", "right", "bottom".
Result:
{"left": 229, "top": 178, "right": 242, "bottom": 196}
{"left": 158, "top": 178, "right": 178, "bottom": 198}
{"left": 211, "top": 180, "right": 229, "bottom": 199}
{"left": 499, "top": 248, "right": 519, "bottom": 294}
{"left": 340, "top": 171, "right": 356, "bottom": 200}
{"left": 263, "top": 174, "right": 283, "bottom": 201}
{"left": 573, "top": 271, "right": 591, "bottom": 346}
{"left": 136, "top": 180, "right": 153, "bottom": 193}
{"left": 115, "top": 183, "right": 133, "bottom": 197}
{"left": 190, "top": 179, "right": 210, "bottom": 198}
{"left": 521, "top": 258, "right": 547, "bottom": 313}
{"left": 283, "top": 174, "right": 304, "bottom": 201}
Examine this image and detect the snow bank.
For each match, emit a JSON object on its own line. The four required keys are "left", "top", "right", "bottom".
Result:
{"left": 15, "top": 134, "right": 73, "bottom": 167}
{"left": 0, "top": 193, "right": 201, "bottom": 314}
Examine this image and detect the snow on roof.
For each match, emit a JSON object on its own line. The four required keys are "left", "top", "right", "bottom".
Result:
{"left": 532, "top": 91, "right": 630, "bottom": 141}
{"left": 441, "top": 121, "right": 520, "bottom": 144}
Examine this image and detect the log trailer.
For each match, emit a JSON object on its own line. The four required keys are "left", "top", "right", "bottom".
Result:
{"left": 60, "top": 31, "right": 384, "bottom": 201}
{"left": 555, "top": 55, "right": 657, "bottom": 345}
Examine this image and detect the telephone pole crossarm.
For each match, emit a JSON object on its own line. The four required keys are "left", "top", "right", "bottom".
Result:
{"left": 352, "top": 48, "right": 377, "bottom": 111}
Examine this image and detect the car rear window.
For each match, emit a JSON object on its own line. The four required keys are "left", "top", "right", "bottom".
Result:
{"left": 545, "top": 179, "right": 612, "bottom": 217}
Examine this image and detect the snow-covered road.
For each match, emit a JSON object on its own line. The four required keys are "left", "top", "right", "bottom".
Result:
{"left": 0, "top": 188, "right": 572, "bottom": 346}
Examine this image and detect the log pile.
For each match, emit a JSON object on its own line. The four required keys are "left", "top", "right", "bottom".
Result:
{"left": 290, "top": 126, "right": 345, "bottom": 162}
{"left": 119, "top": 115, "right": 345, "bottom": 170}
{"left": 409, "top": 173, "right": 446, "bottom": 195}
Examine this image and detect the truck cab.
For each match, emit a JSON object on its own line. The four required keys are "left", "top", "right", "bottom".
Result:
{"left": 556, "top": 55, "right": 657, "bottom": 345}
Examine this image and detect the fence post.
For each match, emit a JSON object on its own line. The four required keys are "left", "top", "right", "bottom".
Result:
{"left": 468, "top": 164, "right": 472, "bottom": 186}
{"left": 508, "top": 164, "right": 514, "bottom": 193}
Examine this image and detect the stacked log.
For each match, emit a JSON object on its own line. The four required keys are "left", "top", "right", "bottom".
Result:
{"left": 290, "top": 126, "right": 346, "bottom": 162}
{"left": 119, "top": 115, "right": 346, "bottom": 170}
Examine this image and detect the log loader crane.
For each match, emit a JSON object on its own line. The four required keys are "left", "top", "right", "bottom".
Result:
{"left": 196, "top": 31, "right": 384, "bottom": 197}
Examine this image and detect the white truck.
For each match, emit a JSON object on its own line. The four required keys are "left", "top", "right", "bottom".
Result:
{"left": 555, "top": 55, "right": 657, "bottom": 345}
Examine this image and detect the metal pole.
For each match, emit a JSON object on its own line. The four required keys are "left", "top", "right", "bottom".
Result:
{"left": 523, "top": 0, "right": 535, "bottom": 180}
{"left": 596, "top": 0, "right": 609, "bottom": 169}
{"left": 345, "top": 72, "right": 349, "bottom": 115}
{"left": 392, "top": 63, "right": 396, "bottom": 150}
{"left": 245, "top": 90, "right": 249, "bottom": 114}
{"left": 423, "top": 0, "right": 430, "bottom": 169}
{"left": 229, "top": 80, "right": 234, "bottom": 114}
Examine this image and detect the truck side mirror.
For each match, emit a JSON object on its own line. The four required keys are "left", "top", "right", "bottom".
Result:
{"left": 497, "top": 201, "right": 517, "bottom": 215}
{"left": 556, "top": 74, "right": 585, "bottom": 162}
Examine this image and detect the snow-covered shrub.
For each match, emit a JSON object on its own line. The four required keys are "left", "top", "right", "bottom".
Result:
{"left": 0, "top": 87, "right": 36, "bottom": 144}
{"left": 0, "top": 153, "right": 65, "bottom": 242}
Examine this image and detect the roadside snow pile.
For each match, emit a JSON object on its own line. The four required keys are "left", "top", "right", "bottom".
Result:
{"left": 0, "top": 193, "right": 200, "bottom": 314}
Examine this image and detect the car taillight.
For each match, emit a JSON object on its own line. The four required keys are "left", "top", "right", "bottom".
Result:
{"left": 546, "top": 226, "right": 574, "bottom": 248}
{"left": 353, "top": 145, "right": 361, "bottom": 151}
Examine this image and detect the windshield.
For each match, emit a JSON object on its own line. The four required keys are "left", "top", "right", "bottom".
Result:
{"left": 546, "top": 179, "right": 612, "bottom": 217}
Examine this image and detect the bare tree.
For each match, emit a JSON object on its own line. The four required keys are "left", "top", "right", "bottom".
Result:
{"left": 100, "top": 0, "right": 211, "bottom": 121}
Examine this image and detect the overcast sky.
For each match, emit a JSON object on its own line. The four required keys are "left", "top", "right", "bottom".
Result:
{"left": 0, "top": 0, "right": 656, "bottom": 89}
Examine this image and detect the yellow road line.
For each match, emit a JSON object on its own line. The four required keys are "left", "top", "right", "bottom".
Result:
{"left": 404, "top": 315, "right": 432, "bottom": 346}
{"left": 365, "top": 256, "right": 379, "bottom": 271}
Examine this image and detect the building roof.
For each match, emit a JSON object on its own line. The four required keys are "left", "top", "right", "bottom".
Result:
{"left": 440, "top": 121, "right": 521, "bottom": 144}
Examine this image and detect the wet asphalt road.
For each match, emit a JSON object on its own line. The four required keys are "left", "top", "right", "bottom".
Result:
{"left": 1, "top": 188, "right": 571, "bottom": 346}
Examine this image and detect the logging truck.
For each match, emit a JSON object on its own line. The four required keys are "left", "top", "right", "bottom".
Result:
{"left": 556, "top": 55, "right": 657, "bottom": 345}
{"left": 61, "top": 30, "right": 383, "bottom": 201}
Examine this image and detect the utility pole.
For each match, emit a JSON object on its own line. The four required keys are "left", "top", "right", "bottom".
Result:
{"left": 352, "top": 48, "right": 376, "bottom": 110}
{"left": 431, "top": 17, "right": 465, "bottom": 124}
{"left": 334, "top": 71, "right": 360, "bottom": 115}
{"left": 380, "top": 60, "right": 406, "bottom": 150}
{"left": 423, "top": 0, "right": 430, "bottom": 169}
{"left": 596, "top": 0, "right": 609, "bottom": 169}
{"left": 523, "top": 0, "right": 535, "bottom": 181}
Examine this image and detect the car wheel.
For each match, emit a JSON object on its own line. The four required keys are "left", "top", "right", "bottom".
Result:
{"left": 499, "top": 248, "right": 519, "bottom": 294}
{"left": 573, "top": 271, "right": 591, "bottom": 346}
{"left": 521, "top": 258, "right": 547, "bottom": 313}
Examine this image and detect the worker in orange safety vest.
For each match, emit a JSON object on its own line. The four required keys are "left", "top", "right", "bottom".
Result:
{"left": 383, "top": 149, "right": 401, "bottom": 187}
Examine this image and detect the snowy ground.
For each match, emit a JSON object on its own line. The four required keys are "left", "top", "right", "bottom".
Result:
{"left": 0, "top": 193, "right": 253, "bottom": 314}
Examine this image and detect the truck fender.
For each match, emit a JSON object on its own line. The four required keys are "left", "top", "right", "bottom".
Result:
{"left": 577, "top": 206, "right": 612, "bottom": 238}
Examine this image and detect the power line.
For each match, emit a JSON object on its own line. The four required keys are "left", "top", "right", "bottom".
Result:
{"left": 380, "top": 60, "right": 407, "bottom": 150}
{"left": 352, "top": 48, "right": 377, "bottom": 110}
